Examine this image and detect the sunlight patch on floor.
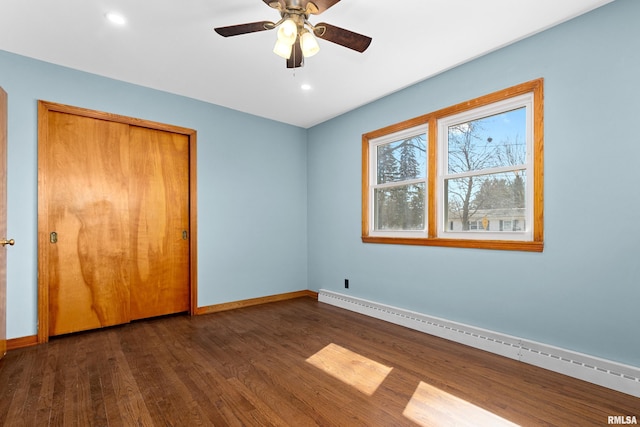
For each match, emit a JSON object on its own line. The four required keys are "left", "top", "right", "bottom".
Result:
{"left": 306, "top": 343, "right": 393, "bottom": 396}
{"left": 403, "top": 381, "right": 520, "bottom": 426}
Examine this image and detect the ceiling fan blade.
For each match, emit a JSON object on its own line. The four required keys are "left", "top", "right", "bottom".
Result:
{"left": 306, "top": 0, "right": 341, "bottom": 14}
{"left": 314, "top": 22, "right": 372, "bottom": 53}
{"left": 214, "top": 21, "right": 274, "bottom": 37}
{"left": 263, "top": 0, "right": 285, "bottom": 9}
{"left": 287, "top": 39, "right": 304, "bottom": 68}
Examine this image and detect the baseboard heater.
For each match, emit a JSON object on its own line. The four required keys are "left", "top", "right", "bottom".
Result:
{"left": 318, "top": 289, "right": 640, "bottom": 398}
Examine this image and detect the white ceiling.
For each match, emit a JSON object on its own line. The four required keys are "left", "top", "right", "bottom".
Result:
{"left": 0, "top": 0, "right": 613, "bottom": 128}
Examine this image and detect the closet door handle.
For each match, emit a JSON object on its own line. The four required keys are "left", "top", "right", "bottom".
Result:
{"left": 182, "top": 230, "right": 188, "bottom": 240}
{"left": 50, "top": 232, "right": 58, "bottom": 243}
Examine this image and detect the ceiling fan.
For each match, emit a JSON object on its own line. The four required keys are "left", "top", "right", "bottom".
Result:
{"left": 214, "top": 0, "right": 372, "bottom": 68}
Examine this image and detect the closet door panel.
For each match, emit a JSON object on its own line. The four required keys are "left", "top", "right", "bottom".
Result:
{"left": 129, "top": 126, "right": 190, "bottom": 320}
{"left": 46, "top": 112, "right": 131, "bottom": 335}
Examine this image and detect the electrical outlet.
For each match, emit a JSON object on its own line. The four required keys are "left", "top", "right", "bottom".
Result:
{"left": 344, "top": 279, "right": 349, "bottom": 289}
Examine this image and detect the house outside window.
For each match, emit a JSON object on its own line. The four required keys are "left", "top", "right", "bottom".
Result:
{"left": 362, "top": 79, "right": 544, "bottom": 252}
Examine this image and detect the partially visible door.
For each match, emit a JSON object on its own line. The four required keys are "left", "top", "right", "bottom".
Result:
{"left": 129, "top": 126, "right": 190, "bottom": 320}
{"left": 0, "top": 88, "right": 7, "bottom": 359}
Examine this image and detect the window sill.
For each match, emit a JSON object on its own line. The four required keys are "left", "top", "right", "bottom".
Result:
{"left": 361, "top": 236, "right": 544, "bottom": 252}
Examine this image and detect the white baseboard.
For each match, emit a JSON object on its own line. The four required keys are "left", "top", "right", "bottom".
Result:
{"left": 318, "top": 289, "right": 640, "bottom": 398}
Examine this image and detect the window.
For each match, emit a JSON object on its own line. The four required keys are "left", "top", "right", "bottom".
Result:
{"left": 369, "top": 126, "right": 428, "bottom": 237}
{"left": 362, "top": 79, "right": 544, "bottom": 251}
{"left": 500, "top": 220, "right": 512, "bottom": 232}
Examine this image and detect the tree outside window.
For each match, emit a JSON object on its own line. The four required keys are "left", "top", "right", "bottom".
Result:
{"left": 373, "top": 133, "right": 427, "bottom": 232}
{"left": 443, "top": 106, "right": 528, "bottom": 235}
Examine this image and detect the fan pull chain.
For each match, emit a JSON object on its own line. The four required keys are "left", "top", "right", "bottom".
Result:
{"left": 292, "top": 38, "right": 297, "bottom": 76}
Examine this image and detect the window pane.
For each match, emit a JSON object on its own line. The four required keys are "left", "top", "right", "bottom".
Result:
{"left": 374, "top": 183, "right": 425, "bottom": 231}
{"left": 448, "top": 107, "right": 526, "bottom": 174}
{"left": 445, "top": 171, "right": 526, "bottom": 232}
{"left": 377, "top": 134, "right": 426, "bottom": 184}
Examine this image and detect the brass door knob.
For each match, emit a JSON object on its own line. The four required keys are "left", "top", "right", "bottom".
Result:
{"left": 1, "top": 238, "right": 15, "bottom": 247}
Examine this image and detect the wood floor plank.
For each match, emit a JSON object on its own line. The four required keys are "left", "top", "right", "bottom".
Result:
{"left": 104, "top": 331, "right": 138, "bottom": 424}
{"left": 0, "top": 350, "right": 32, "bottom": 425}
{"left": 0, "top": 297, "right": 638, "bottom": 426}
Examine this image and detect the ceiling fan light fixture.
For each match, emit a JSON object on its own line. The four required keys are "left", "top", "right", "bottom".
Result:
{"left": 300, "top": 30, "right": 320, "bottom": 58}
{"left": 276, "top": 18, "right": 297, "bottom": 45}
{"left": 273, "top": 39, "right": 293, "bottom": 59}
{"left": 213, "top": 0, "right": 372, "bottom": 69}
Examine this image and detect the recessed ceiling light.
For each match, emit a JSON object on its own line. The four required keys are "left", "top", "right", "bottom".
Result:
{"left": 301, "top": 84, "right": 312, "bottom": 91}
{"left": 106, "top": 12, "right": 126, "bottom": 26}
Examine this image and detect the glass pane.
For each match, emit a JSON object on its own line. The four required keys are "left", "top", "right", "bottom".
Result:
{"left": 448, "top": 107, "right": 526, "bottom": 174}
{"left": 377, "top": 134, "right": 426, "bottom": 184}
{"left": 374, "top": 183, "right": 425, "bottom": 231}
{"left": 445, "top": 171, "right": 526, "bottom": 232}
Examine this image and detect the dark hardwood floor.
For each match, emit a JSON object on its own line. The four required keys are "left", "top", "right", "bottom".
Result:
{"left": 0, "top": 297, "right": 637, "bottom": 426}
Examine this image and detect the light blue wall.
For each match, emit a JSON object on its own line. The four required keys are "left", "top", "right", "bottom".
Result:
{"left": 307, "top": 0, "right": 640, "bottom": 367}
{"left": 0, "top": 50, "right": 308, "bottom": 339}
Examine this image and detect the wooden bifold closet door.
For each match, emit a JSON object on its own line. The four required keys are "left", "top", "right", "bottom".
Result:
{"left": 39, "top": 104, "right": 193, "bottom": 337}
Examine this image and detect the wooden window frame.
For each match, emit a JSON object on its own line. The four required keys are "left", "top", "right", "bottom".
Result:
{"left": 362, "top": 79, "right": 544, "bottom": 252}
